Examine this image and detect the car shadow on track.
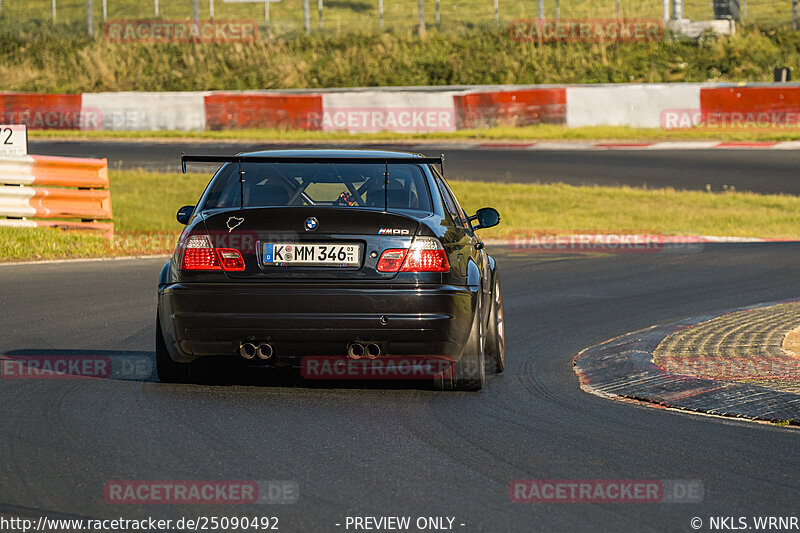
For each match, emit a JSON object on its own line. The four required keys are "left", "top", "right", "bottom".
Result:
{"left": 0, "top": 349, "right": 443, "bottom": 391}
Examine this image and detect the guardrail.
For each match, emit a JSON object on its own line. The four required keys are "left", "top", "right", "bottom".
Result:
{"left": 0, "top": 155, "right": 113, "bottom": 237}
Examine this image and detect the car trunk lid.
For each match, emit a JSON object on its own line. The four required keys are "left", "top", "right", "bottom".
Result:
{"left": 201, "top": 207, "right": 421, "bottom": 280}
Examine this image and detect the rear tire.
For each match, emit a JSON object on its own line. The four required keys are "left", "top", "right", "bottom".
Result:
{"left": 485, "top": 275, "right": 506, "bottom": 374}
{"left": 155, "top": 314, "right": 191, "bottom": 383}
{"left": 435, "top": 304, "right": 485, "bottom": 391}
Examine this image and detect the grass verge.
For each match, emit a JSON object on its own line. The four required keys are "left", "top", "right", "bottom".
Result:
{"left": 2, "top": 27, "right": 800, "bottom": 92}
{"left": 3, "top": 0, "right": 788, "bottom": 37}
{"left": 28, "top": 125, "right": 800, "bottom": 143}
{"left": 2, "top": 169, "right": 799, "bottom": 262}
{"left": 449, "top": 181, "right": 800, "bottom": 240}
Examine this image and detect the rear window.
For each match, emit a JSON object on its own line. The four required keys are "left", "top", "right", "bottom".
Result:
{"left": 201, "top": 162, "right": 432, "bottom": 212}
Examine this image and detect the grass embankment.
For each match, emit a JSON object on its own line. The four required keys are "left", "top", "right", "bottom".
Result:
{"left": 3, "top": 0, "right": 787, "bottom": 36}
{"left": 28, "top": 125, "right": 800, "bottom": 143}
{"left": 2, "top": 27, "right": 800, "bottom": 92}
{"left": 2, "top": 170, "right": 800, "bottom": 262}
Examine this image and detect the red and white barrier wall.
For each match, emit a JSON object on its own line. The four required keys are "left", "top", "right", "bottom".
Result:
{"left": 1, "top": 83, "right": 799, "bottom": 133}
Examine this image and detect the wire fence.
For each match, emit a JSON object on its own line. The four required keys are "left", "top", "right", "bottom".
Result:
{"left": 0, "top": 0, "right": 796, "bottom": 37}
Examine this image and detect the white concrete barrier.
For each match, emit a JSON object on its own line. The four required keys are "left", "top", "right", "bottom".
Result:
{"left": 566, "top": 84, "right": 704, "bottom": 128}
{"left": 320, "top": 91, "right": 459, "bottom": 133}
{"left": 82, "top": 91, "right": 208, "bottom": 131}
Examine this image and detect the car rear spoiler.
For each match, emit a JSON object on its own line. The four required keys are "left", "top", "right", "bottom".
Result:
{"left": 180, "top": 153, "right": 445, "bottom": 212}
{"left": 180, "top": 154, "right": 444, "bottom": 172}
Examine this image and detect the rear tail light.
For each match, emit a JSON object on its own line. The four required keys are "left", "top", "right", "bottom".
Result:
{"left": 402, "top": 237, "right": 450, "bottom": 272}
{"left": 181, "top": 235, "right": 245, "bottom": 272}
{"left": 217, "top": 248, "right": 246, "bottom": 271}
{"left": 377, "top": 237, "right": 450, "bottom": 273}
{"left": 376, "top": 249, "right": 407, "bottom": 272}
{"left": 182, "top": 235, "right": 220, "bottom": 270}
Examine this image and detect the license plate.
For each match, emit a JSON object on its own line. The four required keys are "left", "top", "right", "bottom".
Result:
{"left": 262, "top": 243, "right": 361, "bottom": 267}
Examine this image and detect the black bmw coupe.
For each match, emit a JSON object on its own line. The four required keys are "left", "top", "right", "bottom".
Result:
{"left": 157, "top": 150, "right": 505, "bottom": 390}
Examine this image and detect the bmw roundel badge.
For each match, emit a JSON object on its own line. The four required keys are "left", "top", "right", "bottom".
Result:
{"left": 304, "top": 217, "right": 319, "bottom": 231}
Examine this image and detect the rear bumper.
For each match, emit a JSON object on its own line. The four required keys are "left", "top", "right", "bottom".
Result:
{"left": 158, "top": 282, "right": 476, "bottom": 363}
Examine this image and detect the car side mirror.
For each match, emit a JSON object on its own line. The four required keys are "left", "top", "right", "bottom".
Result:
{"left": 470, "top": 207, "right": 500, "bottom": 230}
{"left": 176, "top": 205, "right": 194, "bottom": 225}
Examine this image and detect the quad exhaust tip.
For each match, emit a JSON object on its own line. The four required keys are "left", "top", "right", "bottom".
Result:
{"left": 366, "top": 343, "right": 381, "bottom": 359}
{"left": 240, "top": 342, "right": 273, "bottom": 360}
{"left": 348, "top": 343, "right": 382, "bottom": 360}
{"left": 240, "top": 342, "right": 257, "bottom": 360}
{"left": 348, "top": 343, "right": 364, "bottom": 359}
{"left": 256, "top": 343, "right": 273, "bottom": 360}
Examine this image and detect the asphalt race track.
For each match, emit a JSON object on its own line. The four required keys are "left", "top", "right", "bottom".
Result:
{"left": 1, "top": 243, "right": 799, "bottom": 531}
{"left": 30, "top": 139, "right": 800, "bottom": 194}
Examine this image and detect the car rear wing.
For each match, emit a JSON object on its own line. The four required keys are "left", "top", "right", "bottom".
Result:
{"left": 180, "top": 154, "right": 444, "bottom": 172}
{"left": 180, "top": 153, "right": 445, "bottom": 211}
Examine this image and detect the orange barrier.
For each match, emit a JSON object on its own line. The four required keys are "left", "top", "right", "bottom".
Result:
{"left": 0, "top": 93, "right": 83, "bottom": 130}
{"left": 700, "top": 87, "right": 800, "bottom": 127}
{"left": 204, "top": 93, "right": 323, "bottom": 130}
{"left": 28, "top": 187, "right": 112, "bottom": 219}
{"left": 453, "top": 88, "right": 567, "bottom": 129}
{"left": 0, "top": 155, "right": 113, "bottom": 237}
{"left": 29, "top": 155, "right": 110, "bottom": 188}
